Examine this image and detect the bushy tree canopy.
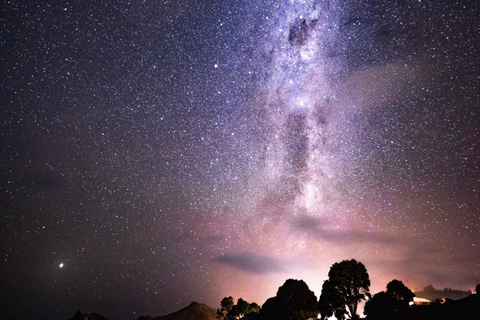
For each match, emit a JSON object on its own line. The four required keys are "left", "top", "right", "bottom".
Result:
{"left": 319, "top": 260, "right": 370, "bottom": 320}
{"left": 221, "top": 297, "right": 235, "bottom": 312}
{"left": 364, "top": 292, "right": 392, "bottom": 317}
{"left": 217, "top": 296, "right": 235, "bottom": 319}
{"left": 386, "top": 279, "right": 415, "bottom": 308}
{"left": 258, "top": 279, "right": 318, "bottom": 320}
{"left": 364, "top": 279, "right": 414, "bottom": 317}
{"left": 318, "top": 280, "right": 346, "bottom": 320}
{"left": 218, "top": 297, "right": 260, "bottom": 320}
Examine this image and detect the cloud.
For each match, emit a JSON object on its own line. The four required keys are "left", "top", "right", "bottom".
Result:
{"left": 290, "top": 215, "right": 321, "bottom": 232}
{"left": 290, "top": 215, "right": 398, "bottom": 245}
{"left": 216, "top": 251, "right": 284, "bottom": 274}
{"left": 333, "top": 59, "right": 433, "bottom": 115}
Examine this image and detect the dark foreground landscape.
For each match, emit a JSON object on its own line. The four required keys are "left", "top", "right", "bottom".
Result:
{"left": 67, "top": 262, "right": 478, "bottom": 320}
{"left": 70, "top": 293, "right": 479, "bottom": 320}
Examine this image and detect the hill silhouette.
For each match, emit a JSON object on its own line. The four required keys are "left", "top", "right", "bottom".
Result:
{"left": 69, "top": 310, "right": 109, "bottom": 320}
{"left": 413, "top": 284, "right": 471, "bottom": 301}
{"left": 137, "top": 302, "right": 217, "bottom": 320}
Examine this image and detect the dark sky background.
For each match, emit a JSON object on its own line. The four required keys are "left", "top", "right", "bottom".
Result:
{"left": 1, "top": 0, "right": 479, "bottom": 319}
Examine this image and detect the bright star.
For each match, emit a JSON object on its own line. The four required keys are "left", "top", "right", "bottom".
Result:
{"left": 59, "top": 263, "right": 64, "bottom": 268}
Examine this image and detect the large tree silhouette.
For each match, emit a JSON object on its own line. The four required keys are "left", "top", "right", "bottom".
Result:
{"left": 258, "top": 279, "right": 318, "bottom": 320}
{"left": 319, "top": 260, "right": 370, "bottom": 320}
{"left": 364, "top": 279, "right": 414, "bottom": 317}
{"left": 318, "top": 280, "right": 346, "bottom": 320}
{"left": 364, "top": 292, "right": 392, "bottom": 317}
{"left": 386, "top": 279, "right": 415, "bottom": 309}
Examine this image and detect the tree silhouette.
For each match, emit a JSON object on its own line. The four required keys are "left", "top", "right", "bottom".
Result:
{"left": 237, "top": 298, "right": 260, "bottom": 316}
{"left": 386, "top": 279, "right": 415, "bottom": 309}
{"left": 258, "top": 279, "right": 318, "bottom": 320}
{"left": 364, "top": 279, "right": 414, "bottom": 317}
{"left": 218, "top": 297, "right": 260, "bottom": 320}
{"left": 318, "top": 280, "right": 347, "bottom": 320}
{"left": 229, "top": 298, "right": 261, "bottom": 320}
{"left": 217, "top": 296, "right": 234, "bottom": 319}
{"left": 364, "top": 292, "right": 392, "bottom": 317}
{"left": 319, "top": 260, "right": 370, "bottom": 320}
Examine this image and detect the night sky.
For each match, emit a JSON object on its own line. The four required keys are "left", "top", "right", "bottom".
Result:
{"left": 1, "top": 1, "right": 479, "bottom": 319}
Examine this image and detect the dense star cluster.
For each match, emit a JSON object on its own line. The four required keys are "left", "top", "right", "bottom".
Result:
{"left": 1, "top": 1, "right": 479, "bottom": 319}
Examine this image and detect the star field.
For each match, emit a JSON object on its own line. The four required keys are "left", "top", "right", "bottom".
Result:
{"left": 1, "top": 1, "right": 479, "bottom": 320}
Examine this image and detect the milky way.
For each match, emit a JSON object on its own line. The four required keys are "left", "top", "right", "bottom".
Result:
{"left": 1, "top": 1, "right": 479, "bottom": 320}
